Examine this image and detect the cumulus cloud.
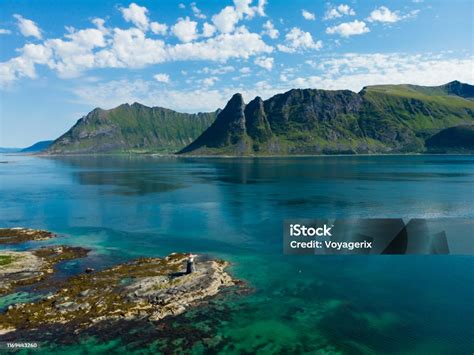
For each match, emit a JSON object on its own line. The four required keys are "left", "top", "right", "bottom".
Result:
{"left": 154, "top": 73, "right": 170, "bottom": 83}
{"left": 254, "top": 56, "right": 274, "bottom": 70}
{"left": 262, "top": 20, "right": 279, "bottom": 39}
{"left": 326, "top": 20, "right": 370, "bottom": 37}
{"left": 13, "top": 14, "right": 42, "bottom": 39}
{"left": 212, "top": 6, "right": 241, "bottom": 33}
{"left": 172, "top": 17, "right": 198, "bottom": 42}
{"left": 0, "top": 29, "right": 11, "bottom": 35}
{"left": 201, "top": 76, "right": 219, "bottom": 87}
{"left": 120, "top": 3, "right": 149, "bottom": 30}
{"left": 367, "top": 7, "right": 419, "bottom": 23}
{"left": 324, "top": 4, "right": 355, "bottom": 20}
{"left": 277, "top": 27, "right": 322, "bottom": 53}
{"left": 212, "top": 0, "right": 267, "bottom": 34}
{"left": 168, "top": 27, "right": 272, "bottom": 62}
{"left": 367, "top": 7, "right": 400, "bottom": 23}
{"left": 1, "top": 17, "right": 273, "bottom": 87}
{"left": 302, "top": 10, "right": 316, "bottom": 21}
{"left": 150, "top": 22, "right": 168, "bottom": 35}
{"left": 202, "top": 22, "right": 216, "bottom": 37}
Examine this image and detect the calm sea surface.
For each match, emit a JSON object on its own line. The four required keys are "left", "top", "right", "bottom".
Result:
{"left": 0, "top": 154, "right": 473, "bottom": 354}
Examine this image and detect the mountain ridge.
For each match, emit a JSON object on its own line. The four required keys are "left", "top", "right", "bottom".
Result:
{"left": 178, "top": 81, "right": 474, "bottom": 155}
{"left": 46, "top": 103, "right": 217, "bottom": 154}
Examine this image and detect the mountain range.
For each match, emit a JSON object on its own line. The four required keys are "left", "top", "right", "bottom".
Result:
{"left": 33, "top": 80, "right": 474, "bottom": 155}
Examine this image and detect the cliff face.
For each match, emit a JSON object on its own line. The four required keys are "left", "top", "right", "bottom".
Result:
{"left": 179, "top": 81, "right": 474, "bottom": 155}
{"left": 46, "top": 103, "right": 216, "bottom": 154}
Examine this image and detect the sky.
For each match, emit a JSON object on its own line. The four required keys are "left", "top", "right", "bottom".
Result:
{"left": 0, "top": 0, "right": 473, "bottom": 147}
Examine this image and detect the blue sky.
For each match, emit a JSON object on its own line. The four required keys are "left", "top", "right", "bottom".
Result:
{"left": 0, "top": 0, "right": 473, "bottom": 147}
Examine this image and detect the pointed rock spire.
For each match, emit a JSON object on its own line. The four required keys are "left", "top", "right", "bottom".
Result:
{"left": 245, "top": 96, "right": 273, "bottom": 143}
{"left": 178, "top": 93, "right": 248, "bottom": 153}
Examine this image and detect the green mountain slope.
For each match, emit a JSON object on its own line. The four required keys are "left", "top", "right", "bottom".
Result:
{"left": 179, "top": 81, "right": 474, "bottom": 155}
{"left": 47, "top": 103, "right": 217, "bottom": 154}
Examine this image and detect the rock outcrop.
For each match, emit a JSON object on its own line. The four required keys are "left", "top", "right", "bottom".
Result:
{"left": 0, "top": 253, "right": 237, "bottom": 334}
{"left": 0, "top": 246, "right": 89, "bottom": 295}
{"left": 0, "top": 228, "right": 56, "bottom": 244}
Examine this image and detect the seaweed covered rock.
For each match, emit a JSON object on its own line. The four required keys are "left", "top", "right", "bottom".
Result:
{"left": 0, "top": 253, "right": 236, "bottom": 334}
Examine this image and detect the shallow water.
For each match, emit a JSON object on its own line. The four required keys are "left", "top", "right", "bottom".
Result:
{"left": 0, "top": 154, "right": 473, "bottom": 354}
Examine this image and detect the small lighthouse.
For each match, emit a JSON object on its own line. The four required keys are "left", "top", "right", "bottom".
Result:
{"left": 186, "top": 254, "right": 197, "bottom": 274}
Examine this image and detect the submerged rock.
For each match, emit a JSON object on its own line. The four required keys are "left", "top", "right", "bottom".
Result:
{"left": 0, "top": 228, "right": 56, "bottom": 244}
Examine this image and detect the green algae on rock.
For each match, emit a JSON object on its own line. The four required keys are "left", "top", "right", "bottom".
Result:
{"left": 0, "top": 253, "right": 236, "bottom": 334}
{"left": 0, "top": 246, "right": 89, "bottom": 296}
{"left": 0, "top": 228, "right": 56, "bottom": 244}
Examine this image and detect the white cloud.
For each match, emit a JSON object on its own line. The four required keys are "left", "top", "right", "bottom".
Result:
{"left": 326, "top": 20, "right": 370, "bottom": 37}
{"left": 324, "top": 4, "right": 356, "bottom": 20}
{"left": 0, "top": 29, "right": 11, "bottom": 35}
{"left": 191, "top": 2, "right": 206, "bottom": 19}
{"left": 367, "top": 7, "right": 401, "bottom": 23}
{"left": 150, "top": 22, "right": 168, "bottom": 35}
{"left": 262, "top": 20, "right": 279, "bottom": 39}
{"left": 212, "top": 0, "right": 267, "bottom": 34}
{"left": 290, "top": 53, "right": 474, "bottom": 92}
{"left": 154, "top": 73, "right": 170, "bottom": 83}
{"left": 94, "top": 28, "right": 166, "bottom": 69}
{"left": 302, "top": 10, "right": 316, "bottom": 21}
{"left": 68, "top": 53, "right": 474, "bottom": 114}
{"left": 201, "top": 65, "right": 235, "bottom": 75}
{"left": 120, "top": 3, "right": 149, "bottom": 30}
{"left": 202, "top": 22, "right": 216, "bottom": 37}
{"left": 201, "top": 76, "right": 219, "bottom": 87}
{"left": 277, "top": 27, "right": 322, "bottom": 53}
{"left": 179, "top": 3, "right": 186, "bottom": 9}
{"left": 1, "top": 3, "right": 271, "bottom": 86}
{"left": 168, "top": 27, "right": 273, "bottom": 61}
{"left": 256, "top": 0, "right": 267, "bottom": 16}
{"left": 254, "top": 56, "right": 274, "bottom": 70}
{"left": 212, "top": 6, "right": 240, "bottom": 33}
{"left": 71, "top": 78, "right": 282, "bottom": 113}
{"left": 172, "top": 17, "right": 198, "bottom": 43}
{"left": 234, "top": 0, "right": 264, "bottom": 18}
{"left": 13, "top": 14, "right": 42, "bottom": 39}
{"left": 367, "top": 7, "right": 420, "bottom": 23}
{"left": 240, "top": 67, "right": 251, "bottom": 74}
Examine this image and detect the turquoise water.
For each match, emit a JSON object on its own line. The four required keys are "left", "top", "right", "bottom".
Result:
{"left": 0, "top": 155, "right": 473, "bottom": 354}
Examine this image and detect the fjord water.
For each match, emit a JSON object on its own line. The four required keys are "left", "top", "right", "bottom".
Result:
{"left": 0, "top": 154, "right": 473, "bottom": 354}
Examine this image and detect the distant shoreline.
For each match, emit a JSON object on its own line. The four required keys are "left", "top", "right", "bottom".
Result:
{"left": 2, "top": 152, "right": 472, "bottom": 159}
